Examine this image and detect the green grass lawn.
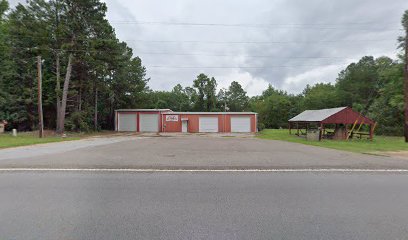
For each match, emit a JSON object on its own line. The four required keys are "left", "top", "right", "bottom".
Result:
{"left": 0, "top": 132, "right": 82, "bottom": 149}
{"left": 258, "top": 129, "right": 408, "bottom": 153}
{"left": 0, "top": 130, "right": 122, "bottom": 149}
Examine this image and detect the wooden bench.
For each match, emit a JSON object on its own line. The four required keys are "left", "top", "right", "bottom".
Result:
{"left": 352, "top": 131, "right": 370, "bottom": 139}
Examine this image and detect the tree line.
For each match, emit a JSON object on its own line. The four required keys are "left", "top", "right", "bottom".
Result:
{"left": 0, "top": 0, "right": 149, "bottom": 132}
{"left": 146, "top": 55, "right": 404, "bottom": 136}
{"left": 252, "top": 56, "right": 404, "bottom": 135}
{"left": 0, "top": 0, "right": 407, "bottom": 136}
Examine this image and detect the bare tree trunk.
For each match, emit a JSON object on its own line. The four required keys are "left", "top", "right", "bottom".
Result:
{"left": 55, "top": 53, "right": 61, "bottom": 133}
{"left": 37, "top": 56, "right": 44, "bottom": 138}
{"left": 404, "top": 33, "right": 408, "bottom": 142}
{"left": 58, "top": 54, "right": 73, "bottom": 134}
{"left": 54, "top": 0, "right": 62, "bottom": 133}
{"left": 110, "top": 94, "right": 114, "bottom": 130}
{"left": 78, "top": 77, "right": 82, "bottom": 111}
{"left": 94, "top": 87, "right": 98, "bottom": 131}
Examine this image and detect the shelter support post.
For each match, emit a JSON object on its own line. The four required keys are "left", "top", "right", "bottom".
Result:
{"left": 297, "top": 123, "right": 299, "bottom": 136}
{"left": 372, "top": 122, "right": 378, "bottom": 134}
{"left": 345, "top": 124, "right": 348, "bottom": 140}
{"left": 288, "top": 122, "right": 292, "bottom": 134}
{"left": 347, "top": 118, "right": 359, "bottom": 140}
{"left": 356, "top": 120, "right": 365, "bottom": 132}
{"left": 369, "top": 124, "right": 374, "bottom": 141}
{"left": 319, "top": 123, "right": 323, "bottom": 141}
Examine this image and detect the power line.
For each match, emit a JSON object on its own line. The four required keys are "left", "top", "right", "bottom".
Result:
{"left": 9, "top": 46, "right": 378, "bottom": 71}
{"left": 136, "top": 51, "right": 393, "bottom": 60}
{"left": 2, "top": 20, "right": 402, "bottom": 33}
{"left": 3, "top": 34, "right": 400, "bottom": 45}
{"left": 6, "top": 16, "right": 400, "bottom": 26}
{"left": 137, "top": 52, "right": 346, "bottom": 58}
{"left": 9, "top": 46, "right": 353, "bottom": 68}
{"left": 145, "top": 64, "right": 345, "bottom": 69}
{"left": 110, "top": 20, "right": 399, "bottom": 25}
{"left": 5, "top": 18, "right": 401, "bottom": 29}
{"left": 108, "top": 20, "right": 402, "bottom": 31}
{"left": 124, "top": 39, "right": 399, "bottom": 44}
{"left": 9, "top": 46, "right": 394, "bottom": 60}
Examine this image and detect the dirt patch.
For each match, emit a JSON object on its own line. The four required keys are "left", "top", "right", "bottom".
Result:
{"left": 385, "top": 151, "right": 408, "bottom": 160}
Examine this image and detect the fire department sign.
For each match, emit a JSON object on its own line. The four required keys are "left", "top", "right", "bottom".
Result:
{"left": 166, "top": 115, "right": 179, "bottom": 122}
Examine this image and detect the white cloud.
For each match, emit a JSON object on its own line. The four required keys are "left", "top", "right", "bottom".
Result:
{"left": 10, "top": 0, "right": 408, "bottom": 94}
{"left": 281, "top": 64, "right": 345, "bottom": 93}
{"left": 216, "top": 70, "right": 270, "bottom": 97}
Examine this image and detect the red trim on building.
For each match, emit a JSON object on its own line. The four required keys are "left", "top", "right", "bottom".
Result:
{"left": 115, "top": 110, "right": 257, "bottom": 133}
{"left": 161, "top": 112, "right": 257, "bottom": 133}
{"left": 136, "top": 112, "right": 140, "bottom": 132}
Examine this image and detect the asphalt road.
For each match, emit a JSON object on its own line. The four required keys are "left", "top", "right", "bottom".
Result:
{"left": 1, "top": 171, "right": 408, "bottom": 240}
{"left": 1, "top": 135, "right": 408, "bottom": 169}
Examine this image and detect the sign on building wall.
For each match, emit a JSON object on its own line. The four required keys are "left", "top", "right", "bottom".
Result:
{"left": 166, "top": 115, "right": 179, "bottom": 122}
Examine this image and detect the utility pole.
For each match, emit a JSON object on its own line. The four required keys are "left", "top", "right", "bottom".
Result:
{"left": 403, "top": 10, "right": 408, "bottom": 142}
{"left": 222, "top": 88, "right": 227, "bottom": 112}
{"left": 405, "top": 33, "right": 408, "bottom": 142}
{"left": 37, "top": 56, "right": 44, "bottom": 138}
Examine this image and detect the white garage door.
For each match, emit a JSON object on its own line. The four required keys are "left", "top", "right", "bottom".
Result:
{"left": 199, "top": 116, "right": 218, "bottom": 132}
{"left": 139, "top": 113, "right": 159, "bottom": 132}
{"left": 118, "top": 113, "right": 137, "bottom": 131}
{"left": 231, "top": 116, "right": 251, "bottom": 132}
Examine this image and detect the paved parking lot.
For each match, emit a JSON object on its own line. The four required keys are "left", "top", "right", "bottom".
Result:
{"left": 1, "top": 134, "right": 408, "bottom": 169}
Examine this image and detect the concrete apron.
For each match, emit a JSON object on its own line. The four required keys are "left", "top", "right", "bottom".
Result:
{"left": 156, "top": 132, "right": 255, "bottom": 138}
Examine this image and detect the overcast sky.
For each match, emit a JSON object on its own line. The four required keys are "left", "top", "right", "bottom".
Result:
{"left": 9, "top": 0, "right": 408, "bottom": 95}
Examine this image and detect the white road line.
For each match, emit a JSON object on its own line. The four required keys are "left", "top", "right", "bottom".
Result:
{"left": 0, "top": 168, "right": 408, "bottom": 173}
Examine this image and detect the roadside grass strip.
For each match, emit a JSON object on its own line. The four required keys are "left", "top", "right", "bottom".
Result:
{"left": 258, "top": 129, "right": 408, "bottom": 153}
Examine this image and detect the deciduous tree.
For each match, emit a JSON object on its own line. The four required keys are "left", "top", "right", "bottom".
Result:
{"left": 225, "top": 81, "right": 249, "bottom": 112}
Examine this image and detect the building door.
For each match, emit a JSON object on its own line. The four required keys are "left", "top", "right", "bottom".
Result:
{"left": 117, "top": 113, "right": 137, "bottom": 131}
{"left": 199, "top": 116, "right": 219, "bottom": 132}
{"left": 139, "top": 113, "right": 159, "bottom": 132}
{"left": 231, "top": 116, "right": 251, "bottom": 132}
{"left": 182, "top": 120, "right": 188, "bottom": 133}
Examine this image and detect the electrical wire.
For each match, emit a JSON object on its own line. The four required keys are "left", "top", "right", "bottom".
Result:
{"left": 105, "top": 20, "right": 402, "bottom": 31}
{"left": 1, "top": 34, "right": 400, "bottom": 44}
{"left": 10, "top": 46, "right": 394, "bottom": 61}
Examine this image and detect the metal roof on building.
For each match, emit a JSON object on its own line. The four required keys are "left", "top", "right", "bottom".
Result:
{"left": 115, "top": 109, "right": 172, "bottom": 112}
{"left": 288, "top": 107, "right": 347, "bottom": 122}
{"left": 115, "top": 109, "right": 256, "bottom": 114}
{"left": 163, "top": 112, "right": 257, "bottom": 115}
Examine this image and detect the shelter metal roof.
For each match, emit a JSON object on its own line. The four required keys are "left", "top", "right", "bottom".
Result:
{"left": 288, "top": 107, "right": 347, "bottom": 122}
